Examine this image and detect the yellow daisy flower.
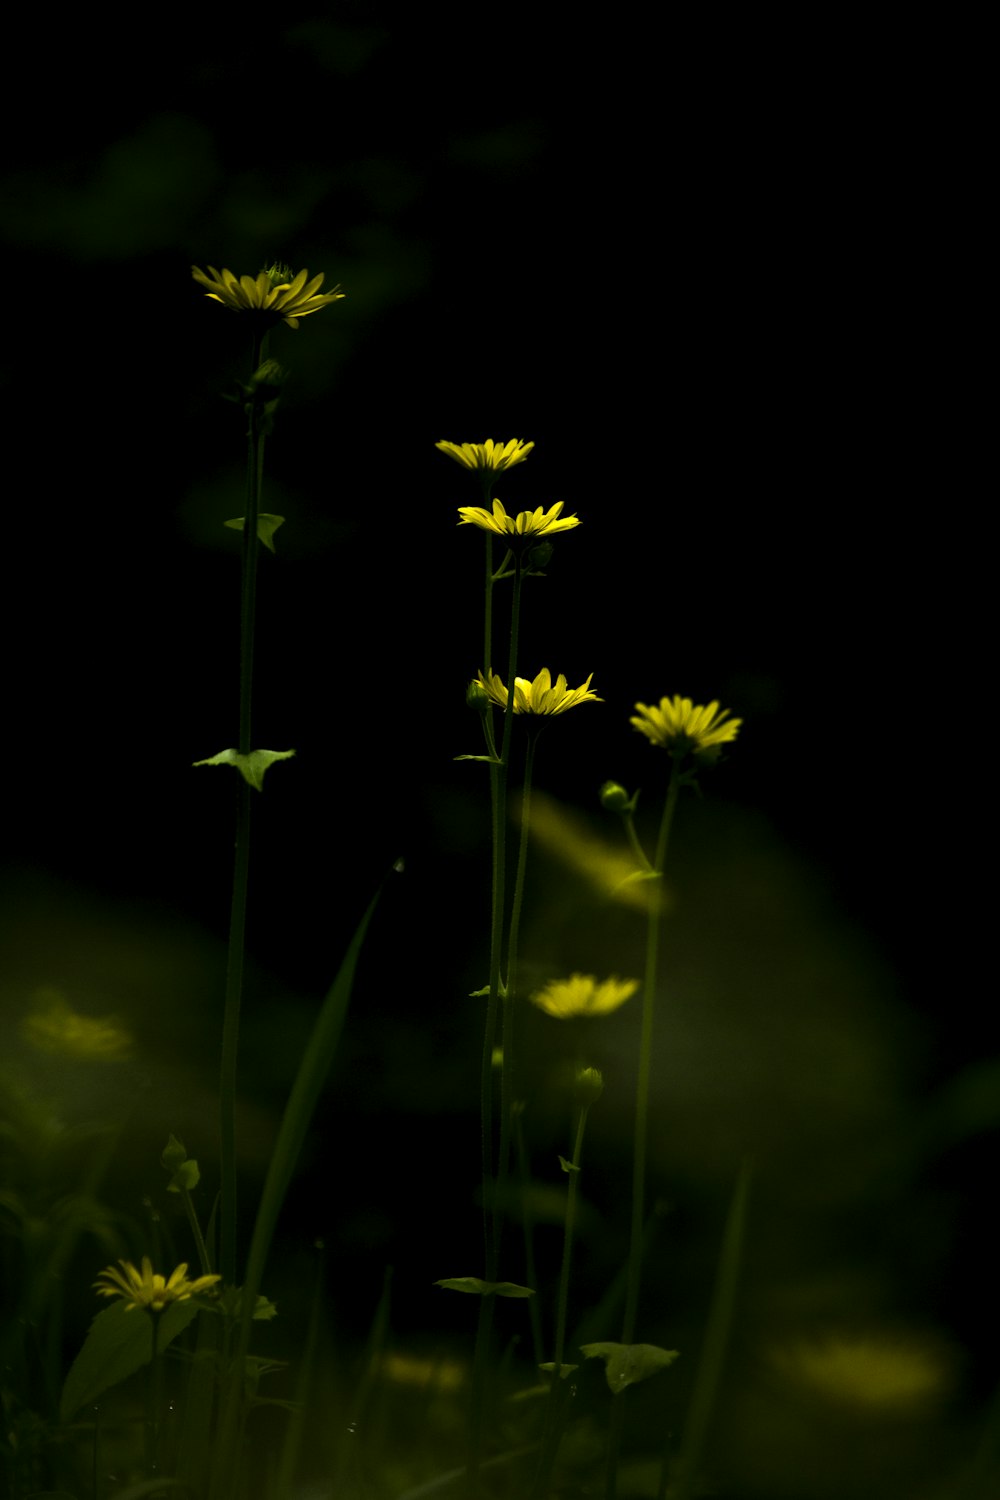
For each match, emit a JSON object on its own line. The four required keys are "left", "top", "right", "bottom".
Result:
{"left": 476, "top": 667, "right": 601, "bottom": 715}
{"left": 530, "top": 974, "right": 639, "bottom": 1019}
{"left": 630, "top": 696, "right": 741, "bottom": 759}
{"left": 457, "top": 498, "right": 580, "bottom": 541}
{"left": 94, "top": 1257, "right": 221, "bottom": 1313}
{"left": 191, "top": 264, "right": 344, "bottom": 328}
{"left": 436, "top": 438, "right": 534, "bottom": 473}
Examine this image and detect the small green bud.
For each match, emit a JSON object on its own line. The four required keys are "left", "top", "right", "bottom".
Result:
{"left": 466, "top": 680, "right": 490, "bottom": 711}
{"left": 600, "top": 780, "right": 632, "bottom": 813}
{"left": 526, "top": 541, "right": 554, "bottom": 570}
{"left": 574, "top": 1066, "right": 605, "bottom": 1106}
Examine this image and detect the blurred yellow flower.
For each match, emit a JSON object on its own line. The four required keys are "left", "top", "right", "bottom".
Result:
{"left": 191, "top": 264, "right": 344, "bottom": 328}
{"left": 21, "top": 991, "right": 132, "bottom": 1060}
{"left": 457, "top": 498, "right": 580, "bottom": 540}
{"left": 769, "top": 1330, "right": 953, "bottom": 1412}
{"left": 476, "top": 667, "right": 601, "bottom": 715}
{"left": 94, "top": 1257, "right": 220, "bottom": 1313}
{"left": 631, "top": 696, "right": 741, "bottom": 759}
{"left": 527, "top": 793, "right": 661, "bottom": 913}
{"left": 531, "top": 974, "right": 639, "bottom": 1018}
{"left": 436, "top": 438, "right": 534, "bottom": 473}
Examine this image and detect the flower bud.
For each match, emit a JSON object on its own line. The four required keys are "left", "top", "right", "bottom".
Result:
{"left": 466, "top": 679, "right": 490, "bottom": 711}
{"left": 526, "top": 541, "right": 554, "bottom": 571}
{"left": 574, "top": 1066, "right": 605, "bottom": 1106}
{"left": 600, "top": 780, "right": 631, "bottom": 813}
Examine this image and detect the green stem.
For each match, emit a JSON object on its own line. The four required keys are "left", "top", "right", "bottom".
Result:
{"left": 146, "top": 1311, "right": 163, "bottom": 1476}
{"left": 219, "top": 330, "right": 267, "bottom": 1291}
{"left": 492, "top": 724, "right": 536, "bottom": 1258}
{"left": 622, "top": 807, "right": 654, "bottom": 874}
{"left": 180, "top": 1185, "right": 213, "bottom": 1277}
{"left": 621, "top": 760, "right": 682, "bottom": 1344}
{"left": 532, "top": 1100, "right": 591, "bottom": 1498}
{"left": 554, "top": 1105, "right": 588, "bottom": 1374}
{"left": 606, "top": 759, "right": 682, "bottom": 1500}
{"left": 513, "top": 1104, "right": 544, "bottom": 1368}
{"left": 469, "top": 557, "right": 524, "bottom": 1488}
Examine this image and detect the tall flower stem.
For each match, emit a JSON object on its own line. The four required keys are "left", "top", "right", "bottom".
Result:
{"left": 532, "top": 1096, "right": 593, "bottom": 1498}
{"left": 219, "top": 328, "right": 267, "bottom": 1289}
{"left": 606, "top": 760, "right": 682, "bottom": 1500}
{"left": 492, "top": 724, "right": 536, "bottom": 1259}
{"left": 469, "top": 557, "right": 524, "bottom": 1487}
{"left": 622, "top": 760, "right": 681, "bottom": 1342}
{"left": 146, "top": 1312, "right": 163, "bottom": 1476}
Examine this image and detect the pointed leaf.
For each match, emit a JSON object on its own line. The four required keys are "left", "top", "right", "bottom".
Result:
{"left": 192, "top": 747, "right": 296, "bottom": 791}
{"left": 434, "top": 1277, "right": 535, "bottom": 1298}
{"left": 224, "top": 514, "right": 286, "bottom": 553}
{"left": 558, "top": 1155, "right": 579, "bottom": 1174}
{"left": 579, "top": 1341, "right": 679, "bottom": 1395}
{"left": 61, "top": 1300, "right": 199, "bottom": 1420}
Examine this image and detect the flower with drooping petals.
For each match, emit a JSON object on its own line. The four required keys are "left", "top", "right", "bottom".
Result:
{"left": 476, "top": 667, "right": 601, "bottom": 715}
{"left": 530, "top": 974, "right": 639, "bottom": 1019}
{"left": 630, "top": 696, "right": 741, "bottom": 761}
{"left": 437, "top": 438, "right": 534, "bottom": 474}
{"left": 191, "top": 264, "right": 343, "bottom": 328}
{"left": 94, "top": 1257, "right": 221, "bottom": 1313}
{"left": 458, "top": 498, "right": 580, "bottom": 542}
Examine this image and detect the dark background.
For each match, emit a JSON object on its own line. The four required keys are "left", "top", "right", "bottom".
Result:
{"left": 0, "top": 11, "right": 989, "bottom": 1494}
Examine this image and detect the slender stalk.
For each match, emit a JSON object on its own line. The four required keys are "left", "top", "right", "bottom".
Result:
{"left": 219, "top": 328, "right": 267, "bottom": 1290}
{"left": 513, "top": 1104, "right": 544, "bottom": 1368}
{"left": 469, "top": 556, "right": 524, "bottom": 1487}
{"left": 607, "top": 759, "right": 682, "bottom": 1500}
{"left": 531, "top": 1100, "right": 591, "bottom": 1498}
{"left": 179, "top": 1184, "right": 213, "bottom": 1277}
{"left": 492, "top": 723, "right": 536, "bottom": 1258}
{"left": 621, "top": 760, "right": 682, "bottom": 1343}
{"left": 146, "top": 1311, "right": 163, "bottom": 1476}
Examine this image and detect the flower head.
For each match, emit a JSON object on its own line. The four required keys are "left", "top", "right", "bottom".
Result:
{"left": 94, "top": 1257, "right": 221, "bottom": 1313}
{"left": 476, "top": 667, "right": 601, "bottom": 715}
{"left": 191, "top": 264, "right": 344, "bottom": 328}
{"left": 458, "top": 498, "right": 580, "bottom": 543}
{"left": 437, "top": 438, "right": 534, "bottom": 474}
{"left": 630, "top": 696, "right": 741, "bottom": 761}
{"left": 530, "top": 974, "right": 639, "bottom": 1018}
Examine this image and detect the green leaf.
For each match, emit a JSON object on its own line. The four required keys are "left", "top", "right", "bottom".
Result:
{"left": 192, "top": 747, "right": 296, "bottom": 791}
{"left": 224, "top": 514, "right": 286, "bottom": 553}
{"left": 558, "top": 1155, "right": 579, "bottom": 1174}
{"left": 61, "top": 1300, "right": 199, "bottom": 1420}
{"left": 579, "top": 1341, "right": 679, "bottom": 1395}
{"left": 434, "top": 1277, "right": 534, "bottom": 1298}
{"left": 236, "top": 878, "right": 386, "bottom": 1356}
{"left": 454, "top": 754, "right": 503, "bottom": 763}
{"left": 161, "top": 1134, "right": 187, "bottom": 1170}
{"left": 539, "top": 1361, "right": 578, "bottom": 1378}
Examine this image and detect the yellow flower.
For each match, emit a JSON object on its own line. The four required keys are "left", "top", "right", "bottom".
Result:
{"left": 20, "top": 991, "right": 132, "bottom": 1060}
{"left": 630, "top": 696, "right": 741, "bottom": 759}
{"left": 94, "top": 1257, "right": 221, "bottom": 1313}
{"left": 436, "top": 438, "right": 534, "bottom": 473}
{"left": 457, "top": 498, "right": 580, "bottom": 541}
{"left": 531, "top": 974, "right": 639, "bottom": 1019}
{"left": 476, "top": 667, "right": 601, "bottom": 715}
{"left": 191, "top": 264, "right": 344, "bottom": 328}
